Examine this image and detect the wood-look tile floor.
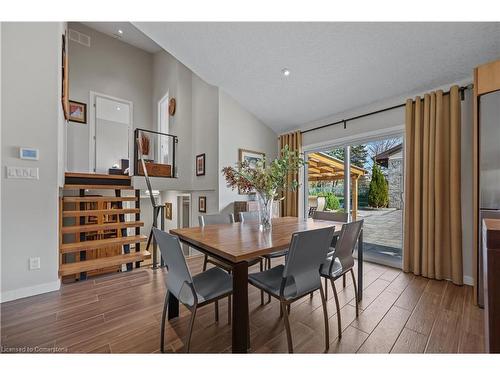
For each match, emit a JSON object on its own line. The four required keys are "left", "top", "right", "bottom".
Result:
{"left": 0, "top": 256, "right": 485, "bottom": 354}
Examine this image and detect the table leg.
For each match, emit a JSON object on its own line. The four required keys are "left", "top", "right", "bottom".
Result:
{"left": 232, "top": 261, "right": 249, "bottom": 353}
{"left": 167, "top": 293, "right": 179, "bottom": 320}
{"left": 357, "top": 229, "right": 363, "bottom": 302}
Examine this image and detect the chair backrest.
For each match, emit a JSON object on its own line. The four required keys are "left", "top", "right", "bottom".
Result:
{"left": 281, "top": 226, "right": 335, "bottom": 300}
{"left": 198, "top": 213, "right": 235, "bottom": 227}
{"left": 239, "top": 210, "right": 259, "bottom": 223}
{"left": 152, "top": 228, "right": 197, "bottom": 306}
{"left": 312, "top": 210, "right": 349, "bottom": 223}
{"left": 331, "top": 220, "right": 363, "bottom": 272}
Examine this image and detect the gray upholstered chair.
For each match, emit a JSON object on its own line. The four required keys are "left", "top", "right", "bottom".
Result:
{"left": 199, "top": 213, "right": 236, "bottom": 273}
{"left": 312, "top": 210, "right": 349, "bottom": 289}
{"left": 153, "top": 228, "right": 233, "bottom": 353}
{"left": 199, "top": 213, "right": 264, "bottom": 305}
{"left": 320, "top": 220, "right": 363, "bottom": 339}
{"left": 248, "top": 226, "right": 335, "bottom": 353}
{"left": 239, "top": 210, "right": 288, "bottom": 270}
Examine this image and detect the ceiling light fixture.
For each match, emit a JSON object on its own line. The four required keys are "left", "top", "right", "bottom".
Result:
{"left": 117, "top": 29, "right": 123, "bottom": 35}
{"left": 281, "top": 68, "right": 290, "bottom": 77}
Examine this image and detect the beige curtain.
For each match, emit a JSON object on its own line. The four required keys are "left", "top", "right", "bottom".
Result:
{"left": 279, "top": 131, "right": 302, "bottom": 217}
{"left": 403, "top": 85, "right": 463, "bottom": 285}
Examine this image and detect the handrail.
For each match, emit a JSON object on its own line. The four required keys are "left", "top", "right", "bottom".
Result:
{"left": 133, "top": 128, "right": 178, "bottom": 179}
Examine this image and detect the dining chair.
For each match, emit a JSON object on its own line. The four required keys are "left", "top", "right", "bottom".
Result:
{"left": 239, "top": 211, "right": 288, "bottom": 269}
{"left": 248, "top": 226, "right": 335, "bottom": 353}
{"left": 153, "top": 228, "right": 233, "bottom": 353}
{"left": 199, "top": 213, "right": 264, "bottom": 305}
{"left": 320, "top": 220, "right": 363, "bottom": 339}
{"left": 312, "top": 210, "right": 349, "bottom": 290}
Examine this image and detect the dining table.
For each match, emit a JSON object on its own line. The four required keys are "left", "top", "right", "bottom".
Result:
{"left": 169, "top": 216, "right": 363, "bottom": 353}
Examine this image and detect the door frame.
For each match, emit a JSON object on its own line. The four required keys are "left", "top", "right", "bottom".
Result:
{"left": 88, "top": 91, "right": 134, "bottom": 173}
{"left": 157, "top": 91, "right": 170, "bottom": 163}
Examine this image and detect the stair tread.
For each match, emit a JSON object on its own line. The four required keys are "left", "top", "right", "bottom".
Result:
{"left": 60, "top": 235, "right": 147, "bottom": 253}
{"left": 63, "top": 196, "right": 137, "bottom": 203}
{"left": 61, "top": 221, "right": 144, "bottom": 234}
{"left": 59, "top": 250, "right": 151, "bottom": 276}
{"left": 62, "top": 208, "right": 140, "bottom": 217}
{"left": 65, "top": 172, "right": 131, "bottom": 180}
{"left": 63, "top": 184, "right": 134, "bottom": 190}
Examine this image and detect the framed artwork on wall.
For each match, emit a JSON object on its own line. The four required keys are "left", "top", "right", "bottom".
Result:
{"left": 238, "top": 148, "right": 265, "bottom": 194}
{"left": 165, "top": 202, "right": 173, "bottom": 220}
{"left": 196, "top": 153, "right": 206, "bottom": 176}
{"left": 68, "top": 101, "right": 87, "bottom": 124}
{"left": 198, "top": 196, "right": 206, "bottom": 213}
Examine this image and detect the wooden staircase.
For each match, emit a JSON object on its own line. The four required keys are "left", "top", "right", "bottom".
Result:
{"left": 59, "top": 173, "right": 150, "bottom": 280}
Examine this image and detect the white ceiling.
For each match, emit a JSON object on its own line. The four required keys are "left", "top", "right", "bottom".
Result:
{"left": 134, "top": 22, "right": 500, "bottom": 133}
{"left": 82, "top": 22, "right": 162, "bottom": 53}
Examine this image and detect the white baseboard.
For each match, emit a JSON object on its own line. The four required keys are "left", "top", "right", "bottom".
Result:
{"left": 463, "top": 275, "right": 474, "bottom": 286}
{"left": 0, "top": 279, "right": 61, "bottom": 303}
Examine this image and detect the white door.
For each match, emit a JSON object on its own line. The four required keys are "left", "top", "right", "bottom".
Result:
{"left": 157, "top": 94, "right": 169, "bottom": 164}
{"left": 94, "top": 95, "right": 131, "bottom": 173}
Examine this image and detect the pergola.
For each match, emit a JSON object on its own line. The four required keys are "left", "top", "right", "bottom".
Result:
{"left": 308, "top": 152, "right": 367, "bottom": 220}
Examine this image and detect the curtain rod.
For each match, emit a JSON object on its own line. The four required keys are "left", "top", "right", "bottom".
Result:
{"left": 300, "top": 84, "right": 473, "bottom": 135}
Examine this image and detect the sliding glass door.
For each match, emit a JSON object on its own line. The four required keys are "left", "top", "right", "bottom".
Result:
{"left": 305, "top": 134, "right": 404, "bottom": 268}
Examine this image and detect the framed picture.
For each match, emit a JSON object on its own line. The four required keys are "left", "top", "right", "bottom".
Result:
{"left": 196, "top": 153, "right": 206, "bottom": 176}
{"left": 238, "top": 148, "right": 265, "bottom": 194}
{"left": 68, "top": 101, "right": 87, "bottom": 124}
{"left": 198, "top": 196, "right": 206, "bottom": 213}
{"left": 165, "top": 202, "right": 172, "bottom": 220}
{"left": 239, "top": 148, "right": 265, "bottom": 168}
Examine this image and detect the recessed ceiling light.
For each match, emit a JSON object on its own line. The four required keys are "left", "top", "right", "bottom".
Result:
{"left": 116, "top": 106, "right": 121, "bottom": 111}
{"left": 281, "top": 68, "right": 290, "bottom": 77}
{"left": 118, "top": 29, "right": 123, "bottom": 35}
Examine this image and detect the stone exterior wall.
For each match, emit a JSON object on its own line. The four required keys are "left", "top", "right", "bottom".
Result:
{"left": 387, "top": 158, "right": 403, "bottom": 209}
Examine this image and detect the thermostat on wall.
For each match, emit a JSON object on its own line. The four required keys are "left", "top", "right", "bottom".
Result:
{"left": 19, "top": 147, "right": 39, "bottom": 160}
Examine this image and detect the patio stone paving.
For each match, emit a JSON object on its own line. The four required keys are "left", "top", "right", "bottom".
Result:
{"left": 355, "top": 208, "right": 403, "bottom": 268}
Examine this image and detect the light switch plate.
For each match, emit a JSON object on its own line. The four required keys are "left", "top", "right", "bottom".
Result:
{"left": 29, "top": 257, "right": 41, "bottom": 270}
{"left": 6, "top": 166, "right": 39, "bottom": 180}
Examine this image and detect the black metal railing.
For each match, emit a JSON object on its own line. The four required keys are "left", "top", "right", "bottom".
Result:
{"left": 133, "top": 128, "right": 178, "bottom": 178}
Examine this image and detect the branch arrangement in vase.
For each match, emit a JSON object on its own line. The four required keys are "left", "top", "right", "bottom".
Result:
{"left": 222, "top": 145, "right": 305, "bottom": 229}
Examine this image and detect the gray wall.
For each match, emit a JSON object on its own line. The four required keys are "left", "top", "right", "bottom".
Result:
{"left": 218, "top": 90, "right": 278, "bottom": 215}
{"left": 1, "top": 22, "right": 65, "bottom": 302}
{"left": 67, "top": 22, "right": 153, "bottom": 172}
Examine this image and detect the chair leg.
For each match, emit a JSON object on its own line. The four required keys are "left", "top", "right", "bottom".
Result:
{"left": 260, "top": 259, "right": 264, "bottom": 306}
{"left": 215, "top": 299, "right": 219, "bottom": 322}
{"left": 267, "top": 258, "right": 271, "bottom": 304}
{"left": 319, "top": 284, "right": 329, "bottom": 352}
{"left": 160, "top": 291, "right": 169, "bottom": 353}
{"left": 228, "top": 295, "right": 232, "bottom": 325}
{"left": 324, "top": 277, "right": 328, "bottom": 300}
{"left": 330, "top": 278, "right": 342, "bottom": 339}
{"left": 350, "top": 269, "right": 359, "bottom": 317}
{"left": 202, "top": 254, "right": 208, "bottom": 271}
{"left": 281, "top": 302, "right": 293, "bottom": 353}
{"left": 186, "top": 306, "right": 197, "bottom": 353}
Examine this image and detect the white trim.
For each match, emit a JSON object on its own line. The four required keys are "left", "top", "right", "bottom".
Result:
{"left": 463, "top": 275, "right": 474, "bottom": 286}
{"left": 89, "top": 91, "right": 134, "bottom": 173}
{"left": 0, "top": 279, "right": 61, "bottom": 303}
{"left": 302, "top": 124, "right": 405, "bottom": 153}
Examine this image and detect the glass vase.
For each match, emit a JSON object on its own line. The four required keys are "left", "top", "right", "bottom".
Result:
{"left": 257, "top": 191, "right": 274, "bottom": 231}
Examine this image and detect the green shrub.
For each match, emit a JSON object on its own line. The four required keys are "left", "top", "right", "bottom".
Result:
{"left": 368, "top": 164, "right": 389, "bottom": 208}
{"left": 318, "top": 192, "right": 340, "bottom": 211}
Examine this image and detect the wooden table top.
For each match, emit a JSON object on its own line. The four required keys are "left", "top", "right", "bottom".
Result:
{"left": 170, "top": 216, "right": 343, "bottom": 263}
